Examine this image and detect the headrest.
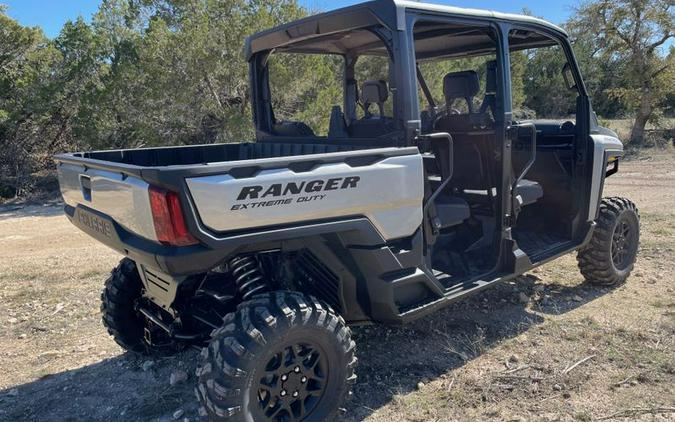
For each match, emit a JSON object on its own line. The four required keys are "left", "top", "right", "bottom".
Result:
{"left": 443, "top": 70, "right": 480, "bottom": 100}
{"left": 485, "top": 60, "right": 497, "bottom": 94}
{"left": 361, "top": 80, "right": 388, "bottom": 105}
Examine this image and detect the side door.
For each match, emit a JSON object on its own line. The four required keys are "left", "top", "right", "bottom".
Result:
{"left": 403, "top": 11, "right": 512, "bottom": 275}
{"left": 504, "top": 25, "right": 591, "bottom": 239}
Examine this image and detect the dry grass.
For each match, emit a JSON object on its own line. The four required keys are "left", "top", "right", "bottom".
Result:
{"left": 602, "top": 118, "right": 675, "bottom": 147}
{"left": 0, "top": 149, "right": 673, "bottom": 421}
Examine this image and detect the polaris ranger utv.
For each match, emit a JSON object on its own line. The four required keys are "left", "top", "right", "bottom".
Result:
{"left": 55, "top": 0, "right": 639, "bottom": 420}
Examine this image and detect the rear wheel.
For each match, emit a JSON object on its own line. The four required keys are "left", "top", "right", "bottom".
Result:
{"left": 101, "top": 258, "right": 182, "bottom": 355}
{"left": 577, "top": 197, "right": 640, "bottom": 285}
{"left": 196, "top": 291, "right": 357, "bottom": 421}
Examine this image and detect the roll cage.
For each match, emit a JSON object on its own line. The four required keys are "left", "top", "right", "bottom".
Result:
{"left": 245, "top": 0, "right": 589, "bottom": 147}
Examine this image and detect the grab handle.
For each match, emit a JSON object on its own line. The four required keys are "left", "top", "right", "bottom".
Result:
{"left": 512, "top": 122, "right": 537, "bottom": 190}
{"left": 418, "top": 132, "right": 454, "bottom": 216}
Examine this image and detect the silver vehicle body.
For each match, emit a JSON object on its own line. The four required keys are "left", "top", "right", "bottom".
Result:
{"left": 56, "top": 146, "right": 425, "bottom": 242}
{"left": 58, "top": 163, "right": 160, "bottom": 241}
{"left": 588, "top": 134, "right": 623, "bottom": 219}
{"left": 186, "top": 154, "right": 423, "bottom": 239}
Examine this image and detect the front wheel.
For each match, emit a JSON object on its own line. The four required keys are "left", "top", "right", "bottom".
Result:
{"left": 577, "top": 197, "right": 640, "bottom": 285}
{"left": 196, "top": 291, "right": 357, "bottom": 421}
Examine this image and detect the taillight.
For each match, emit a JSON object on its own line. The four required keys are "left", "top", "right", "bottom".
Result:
{"left": 148, "top": 186, "right": 199, "bottom": 246}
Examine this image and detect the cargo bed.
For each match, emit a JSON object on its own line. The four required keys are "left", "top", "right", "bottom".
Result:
{"left": 56, "top": 141, "right": 424, "bottom": 274}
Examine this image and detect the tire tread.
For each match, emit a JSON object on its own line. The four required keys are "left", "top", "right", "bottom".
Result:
{"left": 577, "top": 197, "right": 640, "bottom": 285}
{"left": 196, "top": 291, "right": 356, "bottom": 421}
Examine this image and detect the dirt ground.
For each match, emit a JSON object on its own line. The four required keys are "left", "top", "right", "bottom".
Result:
{"left": 0, "top": 149, "right": 673, "bottom": 422}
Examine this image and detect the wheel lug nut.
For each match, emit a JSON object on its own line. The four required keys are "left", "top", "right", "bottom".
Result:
{"left": 292, "top": 391, "right": 299, "bottom": 397}
{"left": 281, "top": 374, "right": 288, "bottom": 381}
{"left": 294, "top": 366, "right": 300, "bottom": 373}
{"left": 280, "top": 389, "right": 287, "bottom": 397}
{"left": 301, "top": 376, "right": 307, "bottom": 383}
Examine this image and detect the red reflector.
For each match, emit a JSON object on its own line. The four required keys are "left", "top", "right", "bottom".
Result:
{"left": 148, "top": 186, "right": 199, "bottom": 246}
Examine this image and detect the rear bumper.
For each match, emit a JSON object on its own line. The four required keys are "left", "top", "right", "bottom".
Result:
{"left": 65, "top": 204, "right": 226, "bottom": 275}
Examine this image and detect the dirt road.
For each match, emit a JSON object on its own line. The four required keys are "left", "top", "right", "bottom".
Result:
{"left": 0, "top": 150, "right": 673, "bottom": 421}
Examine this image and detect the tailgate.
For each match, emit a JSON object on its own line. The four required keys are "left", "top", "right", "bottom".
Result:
{"left": 57, "top": 161, "right": 158, "bottom": 242}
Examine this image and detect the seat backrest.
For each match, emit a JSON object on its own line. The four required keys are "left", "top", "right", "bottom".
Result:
{"left": 443, "top": 70, "right": 480, "bottom": 114}
{"left": 435, "top": 70, "right": 497, "bottom": 198}
{"left": 434, "top": 71, "right": 481, "bottom": 133}
{"left": 348, "top": 80, "right": 395, "bottom": 138}
{"left": 451, "top": 138, "right": 485, "bottom": 189}
{"left": 360, "top": 79, "right": 388, "bottom": 118}
{"left": 328, "top": 105, "right": 348, "bottom": 138}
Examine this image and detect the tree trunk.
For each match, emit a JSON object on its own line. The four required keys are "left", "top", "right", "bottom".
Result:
{"left": 630, "top": 111, "right": 649, "bottom": 146}
{"left": 629, "top": 88, "right": 652, "bottom": 146}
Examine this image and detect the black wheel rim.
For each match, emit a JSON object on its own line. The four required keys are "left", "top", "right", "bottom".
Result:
{"left": 611, "top": 219, "right": 634, "bottom": 270}
{"left": 256, "top": 342, "right": 328, "bottom": 421}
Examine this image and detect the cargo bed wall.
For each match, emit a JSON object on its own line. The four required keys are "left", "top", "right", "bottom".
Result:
{"left": 187, "top": 153, "right": 424, "bottom": 240}
{"left": 73, "top": 142, "right": 368, "bottom": 167}
{"left": 56, "top": 143, "right": 425, "bottom": 244}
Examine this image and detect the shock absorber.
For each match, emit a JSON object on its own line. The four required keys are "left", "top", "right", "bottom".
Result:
{"left": 229, "top": 255, "right": 267, "bottom": 300}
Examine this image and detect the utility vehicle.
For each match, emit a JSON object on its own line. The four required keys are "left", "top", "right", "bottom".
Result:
{"left": 55, "top": 0, "right": 640, "bottom": 420}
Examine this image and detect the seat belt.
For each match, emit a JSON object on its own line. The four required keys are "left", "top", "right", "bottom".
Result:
{"left": 416, "top": 64, "right": 436, "bottom": 111}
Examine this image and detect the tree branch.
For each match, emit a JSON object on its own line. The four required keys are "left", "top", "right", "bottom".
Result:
{"left": 204, "top": 72, "right": 224, "bottom": 111}
{"left": 647, "top": 32, "right": 673, "bottom": 53}
{"left": 650, "top": 62, "right": 671, "bottom": 78}
{"left": 598, "top": 4, "right": 633, "bottom": 49}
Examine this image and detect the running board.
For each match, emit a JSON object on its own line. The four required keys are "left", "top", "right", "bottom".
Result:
{"left": 525, "top": 240, "right": 577, "bottom": 264}
{"left": 397, "top": 273, "right": 509, "bottom": 321}
{"left": 396, "top": 237, "right": 586, "bottom": 323}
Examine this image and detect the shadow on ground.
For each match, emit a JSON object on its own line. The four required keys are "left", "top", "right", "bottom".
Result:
{"left": 0, "top": 351, "right": 202, "bottom": 421}
{"left": 0, "top": 275, "right": 617, "bottom": 421}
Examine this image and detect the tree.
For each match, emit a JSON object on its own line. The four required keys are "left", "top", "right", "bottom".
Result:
{"left": 1, "top": 0, "right": 318, "bottom": 198}
{"left": 0, "top": 9, "right": 63, "bottom": 196}
{"left": 570, "top": 0, "right": 674, "bottom": 145}
{"left": 84, "top": 0, "right": 310, "bottom": 146}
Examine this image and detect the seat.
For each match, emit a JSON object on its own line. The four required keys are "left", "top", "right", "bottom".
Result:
{"left": 436, "top": 68, "right": 543, "bottom": 209}
{"left": 434, "top": 70, "right": 480, "bottom": 133}
{"left": 328, "top": 105, "right": 348, "bottom": 138}
{"left": 432, "top": 70, "right": 496, "bottom": 204}
{"left": 348, "top": 80, "right": 395, "bottom": 138}
{"left": 433, "top": 195, "right": 471, "bottom": 229}
{"left": 272, "top": 121, "right": 315, "bottom": 137}
{"left": 515, "top": 179, "right": 543, "bottom": 206}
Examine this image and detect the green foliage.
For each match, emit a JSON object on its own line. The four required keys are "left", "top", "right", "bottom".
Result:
{"left": 0, "top": 0, "right": 673, "bottom": 198}
{"left": 269, "top": 53, "right": 343, "bottom": 135}
{"left": 510, "top": 50, "right": 527, "bottom": 111}
{"left": 0, "top": 11, "right": 63, "bottom": 196}
{"left": 568, "top": 0, "right": 674, "bottom": 144}
{"left": 519, "top": 44, "right": 577, "bottom": 119}
{"left": 0, "top": 0, "right": 308, "bottom": 196}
